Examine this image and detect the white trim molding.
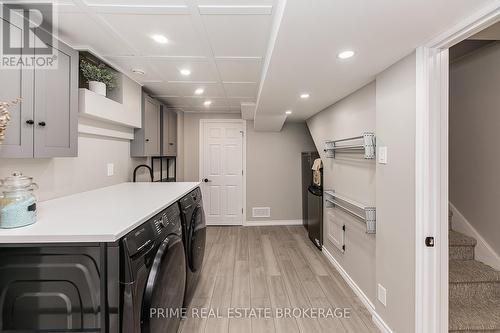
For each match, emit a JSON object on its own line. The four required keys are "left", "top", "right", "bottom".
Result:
{"left": 415, "top": 4, "right": 500, "bottom": 333}
{"left": 322, "top": 247, "right": 393, "bottom": 333}
{"left": 244, "top": 219, "right": 302, "bottom": 226}
{"left": 449, "top": 202, "right": 500, "bottom": 271}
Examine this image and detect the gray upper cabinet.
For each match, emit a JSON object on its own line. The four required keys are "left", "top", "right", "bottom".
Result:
{"left": 131, "top": 94, "right": 161, "bottom": 157}
{"left": 0, "top": 19, "right": 78, "bottom": 158}
{"left": 34, "top": 33, "right": 78, "bottom": 158}
{"left": 162, "top": 107, "right": 177, "bottom": 156}
{"left": 0, "top": 17, "right": 34, "bottom": 158}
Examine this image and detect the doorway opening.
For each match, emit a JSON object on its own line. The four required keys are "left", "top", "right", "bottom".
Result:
{"left": 447, "top": 23, "right": 500, "bottom": 332}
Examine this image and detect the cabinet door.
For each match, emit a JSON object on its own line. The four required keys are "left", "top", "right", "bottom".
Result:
{"left": 166, "top": 110, "right": 177, "bottom": 156}
{"left": 33, "top": 36, "right": 78, "bottom": 157}
{"left": 0, "top": 17, "right": 34, "bottom": 158}
{"left": 144, "top": 96, "right": 160, "bottom": 156}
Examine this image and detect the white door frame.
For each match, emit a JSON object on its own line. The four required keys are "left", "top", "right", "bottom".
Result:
{"left": 415, "top": 3, "right": 500, "bottom": 333}
{"left": 199, "top": 119, "right": 247, "bottom": 225}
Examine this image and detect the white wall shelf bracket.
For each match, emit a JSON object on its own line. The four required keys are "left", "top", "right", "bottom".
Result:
{"left": 324, "top": 190, "right": 376, "bottom": 234}
{"left": 324, "top": 132, "right": 376, "bottom": 159}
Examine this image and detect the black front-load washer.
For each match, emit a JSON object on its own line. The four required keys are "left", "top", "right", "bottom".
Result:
{"left": 179, "top": 187, "right": 206, "bottom": 307}
{"left": 121, "top": 203, "right": 186, "bottom": 333}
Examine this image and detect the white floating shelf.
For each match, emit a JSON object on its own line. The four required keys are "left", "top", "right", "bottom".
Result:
{"left": 78, "top": 88, "right": 141, "bottom": 129}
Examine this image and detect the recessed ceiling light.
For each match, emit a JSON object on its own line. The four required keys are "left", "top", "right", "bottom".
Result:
{"left": 180, "top": 69, "right": 191, "bottom": 76}
{"left": 285, "top": 110, "right": 292, "bottom": 115}
{"left": 300, "top": 93, "right": 310, "bottom": 99}
{"left": 337, "top": 50, "right": 355, "bottom": 59}
{"left": 132, "top": 68, "right": 145, "bottom": 75}
{"left": 194, "top": 88, "right": 204, "bottom": 95}
{"left": 204, "top": 100, "right": 212, "bottom": 107}
{"left": 151, "top": 34, "right": 169, "bottom": 44}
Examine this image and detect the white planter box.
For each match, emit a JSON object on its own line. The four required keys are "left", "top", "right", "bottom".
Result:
{"left": 78, "top": 88, "right": 141, "bottom": 129}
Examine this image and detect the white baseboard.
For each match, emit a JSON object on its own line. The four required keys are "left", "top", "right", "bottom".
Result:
{"left": 322, "top": 247, "right": 393, "bottom": 333}
{"left": 244, "top": 219, "right": 303, "bottom": 226}
{"left": 449, "top": 202, "right": 500, "bottom": 271}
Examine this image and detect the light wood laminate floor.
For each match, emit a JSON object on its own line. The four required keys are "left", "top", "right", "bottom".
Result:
{"left": 179, "top": 226, "right": 379, "bottom": 333}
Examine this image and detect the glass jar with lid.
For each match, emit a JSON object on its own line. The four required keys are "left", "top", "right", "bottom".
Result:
{"left": 0, "top": 172, "right": 38, "bottom": 228}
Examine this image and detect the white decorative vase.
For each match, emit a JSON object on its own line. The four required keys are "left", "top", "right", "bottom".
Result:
{"left": 89, "top": 81, "right": 107, "bottom": 96}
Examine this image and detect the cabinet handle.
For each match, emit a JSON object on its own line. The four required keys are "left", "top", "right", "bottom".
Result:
{"left": 145, "top": 139, "right": 150, "bottom": 142}
{"left": 38, "top": 121, "right": 46, "bottom": 127}
{"left": 169, "top": 143, "right": 174, "bottom": 145}
{"left": 26, "top": 120, "right": 34, "bottom": 125}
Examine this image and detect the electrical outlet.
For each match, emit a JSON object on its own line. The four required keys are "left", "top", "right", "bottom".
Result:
{"left": 378, "top": 284, "right": 387, "bottom": 307}
{"left": 378, "top": 146, "right": 388, "bottom": 164}
{"left": 107, "top": 163, "right": 114, "bottom": 176}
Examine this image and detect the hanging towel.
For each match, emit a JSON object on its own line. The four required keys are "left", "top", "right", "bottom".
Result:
{"left": 311, "top": 158, "right": 323, "bottom": 186}
{"left": 311, "top": 158, "right": 323, "bottom": 171}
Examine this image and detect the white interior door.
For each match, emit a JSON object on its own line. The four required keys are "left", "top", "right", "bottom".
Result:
{"left": 200, "top": 120, "right": 244, "bottom": 225}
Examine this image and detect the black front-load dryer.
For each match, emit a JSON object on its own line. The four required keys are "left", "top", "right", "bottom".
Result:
{"left": 179, "top": 187, "right": 206, "bottom": 307}
{"left": 121, "top": 203, "right": 186, "bottom": 333}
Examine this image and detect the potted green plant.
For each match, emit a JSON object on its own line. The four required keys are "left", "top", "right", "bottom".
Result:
{"left": 80, "top": 59, "right": 117, "bottom": 97}
{"left": 0, "top": 98, "right": 21, "bottom": 145}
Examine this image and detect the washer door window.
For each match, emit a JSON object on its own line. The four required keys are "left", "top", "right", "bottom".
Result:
{"left": 187, "top": 205, "right": 206, "bottom": 272}
{"left": 141, "top": 235, "right": 186, "bottom": 333}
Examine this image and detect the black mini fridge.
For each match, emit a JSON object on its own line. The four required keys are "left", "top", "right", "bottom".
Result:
{"left": 301, "top": 152, "right": 323, "bottom": 250}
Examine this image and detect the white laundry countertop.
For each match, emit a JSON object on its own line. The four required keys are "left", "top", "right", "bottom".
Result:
{"left": 0, "top": 182, "right": 200, "bottom": 244}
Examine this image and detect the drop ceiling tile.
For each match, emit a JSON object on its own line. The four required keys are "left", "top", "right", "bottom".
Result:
{"left": 201, "top": 14, "right": 273, "bottom": 57}
{"left": 159, "top": 97, "right": 193, "bottom": 107}
{"left": 184, "top": 106, "right": 234, "bottom": 113}
{"left": 189, "top": 97, "right": 228, "bottom": 108}
{"left": 216, "top": 58, "right": 262, "bottom": 82}
{"left": 145, "top": 82, "right": 225, "bottom": 97}
{"left": 105, "top": 56, "right": 161, "bottom": 83}
{"left": 57, "top": 13, "right": 134, "bottom": 55}
{"left": 196, "top": 0, "right": 274, "bottom": 5}
{"left": 99, "top": 13, "right": 209, "bottom": 56}
{"left": 84, "top": 0, "right": 187, "bottom": 5}
{"left": 147, "top": 59, "right": 219, "bottom": 82}
{"left": 223, "top": 82, "right": 257, "bottom": 98}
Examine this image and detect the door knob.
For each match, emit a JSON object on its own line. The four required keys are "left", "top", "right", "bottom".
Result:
{"left": 203, "top": 178, "right": 211, "bottom": 183}
{"left": 26, "top": 120, "right": 34, "bottom": 125}
{"left": 38, "top": 121, "right": 46, "bottom": 127}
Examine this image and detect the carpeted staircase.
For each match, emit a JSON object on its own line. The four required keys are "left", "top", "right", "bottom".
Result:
{"left": 449, "top": 213, "right": 500, "bottom": 332}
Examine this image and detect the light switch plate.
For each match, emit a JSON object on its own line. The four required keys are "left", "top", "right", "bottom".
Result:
{"left": 378, "top": 283, "right": 387, "bottom": 306}
{"left": 378, "top": 146, "right": 388, "bottom": 164}
{"left": 107, "top": 163, "right": 114, "bottom": 176}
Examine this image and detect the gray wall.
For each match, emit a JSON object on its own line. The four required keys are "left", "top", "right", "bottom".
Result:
{"left": 307, "top": 53, "right": 418, "bottom": 333}
{"left": 0, "top": 134, "right": 139, "bottom": 201}
{"left": 375, "top": 52, "right": 416, "bottom": 333}
{"left": 182, "top": 113, "right": 315, "bottom": 221}
{"left": 306, "top": 82, "right": 377, "bottom": 303}
{"left": 246, "top": 121, "right": 316, "bottom": 221}
{"left": 450, "top": 42, "right": 500, "bottom": 255}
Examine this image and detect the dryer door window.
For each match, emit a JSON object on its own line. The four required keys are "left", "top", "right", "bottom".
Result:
{"left": 188, "top": 205, "right": 206, "bottom": 272}
{"left": 141, "top": 235, "right": 186, "bottom": 333}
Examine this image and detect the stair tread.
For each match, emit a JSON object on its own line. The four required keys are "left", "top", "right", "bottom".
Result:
{"left": 450, "top": 260, "right": 500, "bottom": 284}
{"left": 450, "top": 230, "right": 477, "bottom": 247}
{"left": 449, "top": 298, "right": 500, "bottom": 331}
